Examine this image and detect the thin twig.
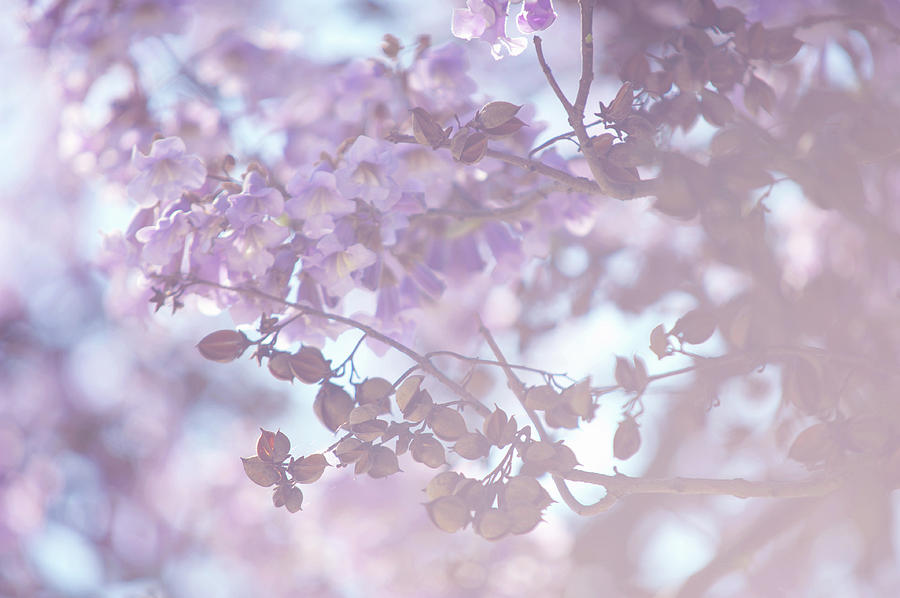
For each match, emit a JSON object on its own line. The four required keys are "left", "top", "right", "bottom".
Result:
{"left": 187, "top": 278, "right": 491, "bottom": 416}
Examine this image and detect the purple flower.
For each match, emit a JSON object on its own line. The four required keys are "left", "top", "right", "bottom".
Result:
{"left": 516, "top": 0, "right": 557, "bottom": 34}
{"left": 451, "top": 0, "right": 526, "bottom": 60}
{"left": 128, "top": 137, "right": 206, "bottom": 207}
{"left": 408, "top": 43, "right": 477, "bottom": 113}
{"left": 307, "top": 235, "right": 378, "bottom": 296}
{"left": 135, "top": 210, "right": 192, "bottom": 266}
{"left": 225, "top": 171, "right": 284, "bottom": 227}
{"left": 285, "top": 170, "right": 356, "bottom": 239}
{"left": 335, "top": 136, "right": 399, "bottom": 211}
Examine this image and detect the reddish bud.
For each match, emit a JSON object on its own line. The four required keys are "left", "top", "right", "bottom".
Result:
{"left": 257, "top": 428, "right": 291, "bottom": 462}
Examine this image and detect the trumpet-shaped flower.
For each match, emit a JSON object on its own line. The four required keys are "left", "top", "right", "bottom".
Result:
{"left": 451, "top": 0, "right": 526, "bottom": 60}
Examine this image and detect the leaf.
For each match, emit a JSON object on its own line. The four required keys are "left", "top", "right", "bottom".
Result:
{"left": 196, "top": 330, "right": 249, "bottom": 363}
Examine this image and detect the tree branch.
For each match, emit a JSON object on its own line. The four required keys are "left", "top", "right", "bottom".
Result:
{"left": 186, "top": 278, "right": 491, "bottom": 417}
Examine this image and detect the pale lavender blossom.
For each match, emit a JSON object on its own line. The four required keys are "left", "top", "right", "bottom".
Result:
{"left": 516, "top": 0, "right": 557, "bottom": 34}
{"left": 128, "top": 137, "right": 206, "bottom": 207}
{"left": 285, "top": 170, "right": 356, "bottom": 239}
{"left": 451, "top": 0, "right": 527, "bottom": 60}
{"left": 335, "top": 136, "right": 399, "bottom": 211}
{"left": 225, "top": 171, "right": 284, "bottom": 227}
{"left": 135, "top": 210, "right": 192, "bottom": 266}
{"left": 407, "top": 43, "right": 476, "bottom": 113}
{"left": 307, "top": 234, "right": 377, "bottom": 296}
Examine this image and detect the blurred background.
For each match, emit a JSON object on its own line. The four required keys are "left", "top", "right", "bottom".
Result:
{"left": 3, "top": 1, "right": 900, "bottom": 596}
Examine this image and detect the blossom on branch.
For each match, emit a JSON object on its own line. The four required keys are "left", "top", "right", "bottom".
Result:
{"left": 451, "top": 0, "right": 527, "bottom": 60}
{"left": 128, "top": 136, "right": 206, "bottom": 207}
{"left": 516, "top": 0, "right": 557, "bottom": 34}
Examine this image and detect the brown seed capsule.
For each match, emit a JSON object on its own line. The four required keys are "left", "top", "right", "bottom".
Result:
{"left": 288, "top": 346, "right": 332, "bottom": 384}
{"left": 613, "top": 417, "right": 641, "bottom": 460}
{"left": 197, "top": 330, "right": 250, "bottom": 363}
{"left": 367, "top": 445, "right": 401, "bottom": 478}
{"left": 256, "top": 428, "right": 291, "bottom": 462}
{"left": 426, "top": 495, "right": 470, "bottom": 533}
{"left": 241, "top": 456, "right": 283, "bottom": 487}
{"left": 314, "top": 383, "right": 354, "bottom": 432}
{"left": 411, "top": 434, "right": 446, "bottom": 468}
{"left": 289, "top": 454, "right": 329, "bottom": 484}
{"left": 429, "top": 406, "right": 467, "bottom": 441}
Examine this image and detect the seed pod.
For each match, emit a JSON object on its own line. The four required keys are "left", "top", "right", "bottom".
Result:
{"left": 475, "top": 101, "right": 521, "bottom": 129}
{"left": 429, "top": 406, "right": 467, "bottom": 441}
{"left": 411, "top": 434, "right": 446, "bottom": 468}
{"left": 241, "top": 456, "right": 283, "bottom": 487}
{"left": 288, "top": 346, "right": 332, "bottom": 383}
{"left": 289, "top": 454, "right": 329, "bottom": 484}
{"left": 272, "top": 486, "right": 303, "bottom": 513}
{"left": 256, "top": 428, "right": 291, "bottom": 462}
{"left": 367, "top": 445, "right": 401, "bottom": 478}
{"left": 426, "top": 471, "right": 463, "bottom": 501}
{"left": 197, "top": 330, "right": 250, "bottom": 363}
{"left": 452, "top": 432, "right": 491, "bottom": 460}
{"left": 613, "top": 417, "right": 641, "bottom": 460}
{"left": 314, "top": 383, "right": 354, "bottom": 432}
{"left": 426, "top": 495, "right": 470, "bottom": 533}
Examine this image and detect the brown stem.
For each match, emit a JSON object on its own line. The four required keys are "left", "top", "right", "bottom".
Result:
{"left": 533, "top": 9, "right": 659, "bottom": 200}
{"left": 188, "top": 278, "right": 491, "bottom": 417}
{"left": 563, "top": 470, "right": 841, "bottom": 500}
{"left": 477, "top": 318, "right": 617, "bottom": 515}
